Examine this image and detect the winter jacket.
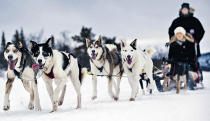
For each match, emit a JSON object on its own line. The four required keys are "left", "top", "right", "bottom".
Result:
{"left": 168, "top": 8, "right": 205, "bottom": 57}
{"left": 168, "top": 33, "right": 195, "bottom": 63}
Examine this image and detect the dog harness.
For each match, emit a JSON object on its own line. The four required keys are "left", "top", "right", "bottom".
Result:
{"left": 90, "top": 58, "right": 105, "bottom": 73}
{"left": 44, "top": 66, "right": 55, "bottom": 79}
{"left": 14, "top": 59, "right": 27, "bottom": 79}
{"left": 44, "top": 53, "right": 72, "bottom": 79}
{"left": 97, "top": 66, "right": 104, "bottom": 73}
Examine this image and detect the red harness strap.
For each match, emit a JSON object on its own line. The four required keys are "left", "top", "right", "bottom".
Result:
{"left": 44, "top": 53, "right": 72, "bottom": 79}
{"left": 44, "top": 66, "right": 55, "bottom": 79}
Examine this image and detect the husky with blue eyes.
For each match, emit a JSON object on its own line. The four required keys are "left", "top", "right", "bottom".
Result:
{"left": 30, "top": 37, "right": 86, "bottom": 112}
{"left": 121, "top": 39, "right": 156, "bottom": 101}
{"left": 3, "top": 41, "right": 41, "bottom": 111}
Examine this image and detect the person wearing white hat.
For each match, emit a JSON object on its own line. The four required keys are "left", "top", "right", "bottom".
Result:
{"left": 163, "top": 26, "right": 195, "bottom": 93}
{"left": 174, "top": 26, "right": 186, "bottom": 35}
{"left": 166, "top": 26, "right": 194, "bottom": 46}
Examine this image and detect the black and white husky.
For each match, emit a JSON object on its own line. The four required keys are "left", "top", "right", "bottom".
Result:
{"left": 121, "top": 39, "right": 156, "bottom": 101}
{"left": 3, "top": 41, "right": 41, "bottom": 111}
{"left": 86, "top": 36, "right": 123, "bottom": 101}
{"left": 30, "top": 37, "right": 86, "bottom": 112}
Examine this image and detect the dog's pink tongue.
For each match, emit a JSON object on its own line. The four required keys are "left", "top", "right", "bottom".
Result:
{"left": 91, "top": 55, "right": 96, "bottom": 60}
{"left": 32, "top": 64, "right": 40, "bottom": 70}
{"left": 127, "top": 59, "right": 132, "bottom": 65}
{"left": 9, "top": 61, "right": 15, "bottom": 70}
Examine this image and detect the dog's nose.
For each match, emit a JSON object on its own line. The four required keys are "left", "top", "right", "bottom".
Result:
{"left": 92, "top": 50, "right": 95, "bottom": 53}
{"left": 8, "top": 55, "right": 13, "bottom": 60}
{"left": 38, "top": 59, "right": 42, "bottom": 64}
{"left": 127, "top": 55, "right": 131, "bottom": 59}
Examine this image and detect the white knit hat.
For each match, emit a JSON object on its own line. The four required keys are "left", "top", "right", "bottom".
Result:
{"left": 174, "top": 26, "right": 186, "bottom": 35}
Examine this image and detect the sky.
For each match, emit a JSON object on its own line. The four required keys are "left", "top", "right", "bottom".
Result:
{"left": 0, "top": 0, "right": 210, "bottom": 52}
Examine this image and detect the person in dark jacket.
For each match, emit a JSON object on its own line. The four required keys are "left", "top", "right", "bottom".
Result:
{"left": 164, "top": 27, "right": 195, "bottom": 93}
{"left": 168, "top": 3, "right": 205, "bottom": 57}
{"left": 168, "top": 27, "right": 195, "bottom": 63}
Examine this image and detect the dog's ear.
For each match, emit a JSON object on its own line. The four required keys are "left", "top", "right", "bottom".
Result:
{"left": 17, "top": 41, "right": 23, "bottom": 49}
{"left": 45, "top": 37, "right": 52, "bottom": 47}
{"left": 86, "top": 38, "right": 92, "bottom": 47}
{"left": 121, "top": 40, "right": 126, "bottom": 48}
{"left": 5, "top": 42, "right": 12, "bottom": 49}
{"left": 6, "top": 42, "right": 12, "bottom": 46}
{"left": 30, "top": 40, "right": 37, "bottom": 48}
{"left": 130, "top": 39, "right": 137, "bottom": 50}
{"left": 96, "top": 35, "right": 102, "bottom": 46}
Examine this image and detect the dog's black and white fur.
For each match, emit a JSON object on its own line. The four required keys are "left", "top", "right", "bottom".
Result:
{"left": 3, "top": 41, "right": 41, "bottom": 111}
{"left": 86, "top": 36, "right": 123, "bottom": 101}
{"left": 30, "top": 37, "right": 86, "bottom": 112}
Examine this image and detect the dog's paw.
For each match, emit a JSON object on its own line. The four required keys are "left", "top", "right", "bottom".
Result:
{"left": 76, "top": 105, "right": 81, "bottom": 109}
{"left": 91, "top": 96, "right": 97, "bottom": 100}
{"left": 50, "top": 107, "right": 57, "bottom": 113}
{"left": 129, "top": 98, "right": 135, "bottom": 101}
{"left": 34, "top": 106, "right": 41, "bottom": 111}
{"left": 58, "top": 100, "right": 63, "bottom": 106}
{"left": 50, "top": 102, "right": 57, "bottom": 112}
{"left": 50, "top": 109, "right": 56, "bottom": 113}
{"left": 3, "top": 105, "right": 10, "bottom": 111}
{"left": 28, "top": 103, "right": 34, "bottom": 110}
{"left": 176, "top": 90, "right": 180, "bottom": 94}
{"left": 113, "top": 96, "right": 119, "bottom": 101}
{"left": 3, "top": 100, "right": 10, "bottom": 111}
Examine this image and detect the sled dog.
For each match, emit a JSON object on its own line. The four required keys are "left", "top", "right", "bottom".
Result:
{"left": 3, "top": 41, "right": 41, "bottom": 111}
{"left": 30, "top": 37, "right": 86, "bottom": 112}
{"left": 120, "top": 39, "right": 156, "bottom": 101}
{"left": 86, "top": 36, "right": 123, "bottom": 101}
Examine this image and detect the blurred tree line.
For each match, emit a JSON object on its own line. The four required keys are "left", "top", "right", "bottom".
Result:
{"left": 0, "top": 26, "right": 121, "bottom": 70}
{"left": 0, "top": 26, "right": 165, "bottom": 71}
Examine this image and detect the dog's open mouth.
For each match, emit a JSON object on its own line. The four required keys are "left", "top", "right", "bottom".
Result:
{"left": 91, "top": 53, "right": 98, "bottom": 60}
{"left": 127, "top": 58, "right": 132, "bottom": 65}
{"left": 8, "top": 58, "right": 18, "bottom": 70}
{"left": 32, "top": 63, "right": 45, "bottom": 70}
{"left": 39, "top": 64, "right": 45, "bottom": 69}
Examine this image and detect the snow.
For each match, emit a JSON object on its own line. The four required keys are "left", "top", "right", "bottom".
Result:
{"left": 0, "top": 72, "right": 210, "bottom": 121}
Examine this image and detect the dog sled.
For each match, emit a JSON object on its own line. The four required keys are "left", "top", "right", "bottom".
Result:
{"left": 161, "top": 57, "right": 204, "bottom": 91}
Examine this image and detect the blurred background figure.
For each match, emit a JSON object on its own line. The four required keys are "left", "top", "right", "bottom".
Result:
{"left": 168, "top": 3, "right": 205, "bottom": 87}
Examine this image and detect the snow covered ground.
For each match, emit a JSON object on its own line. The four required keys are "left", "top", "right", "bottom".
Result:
{"left": 0, "top": 72, "right": 210, "bottom": 121}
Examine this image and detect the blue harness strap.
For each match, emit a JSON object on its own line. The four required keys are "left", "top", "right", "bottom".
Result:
{"left": 97, "top": 66, "right": 104, "bottom": 73}
{"left": 14, "top": 70, "right": 21, "bottom": 79}
{"left": 13, "top": 59, "right": 27, "bottom": 79}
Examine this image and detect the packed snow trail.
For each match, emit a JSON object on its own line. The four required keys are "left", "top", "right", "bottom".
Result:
{"left": 0, "top": 72, "right": 210, "bottom": 121}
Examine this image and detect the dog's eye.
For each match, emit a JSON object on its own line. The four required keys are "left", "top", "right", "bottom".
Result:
{"left": 131, "top": 50, "right": 133, "bottom": 52}
{"left": 34, "top": 52, "right": 39, "bottom": 57}
{"left": 95, "top": 46, "right": 98, "bottom": 48}
{"left": 123, "top": 50, "right": 127, "bottom": 52}
{"left": 5, "top": 49, "right": 9, "bottom": 53}
{"left": 43, "top": 52, "right": 49, "bottom": 57}
{"left": 13, "top": 49, "right": 18, "bottom": 53}
{"left": 90, "top": 46, "right": 93, "bottom": 48}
